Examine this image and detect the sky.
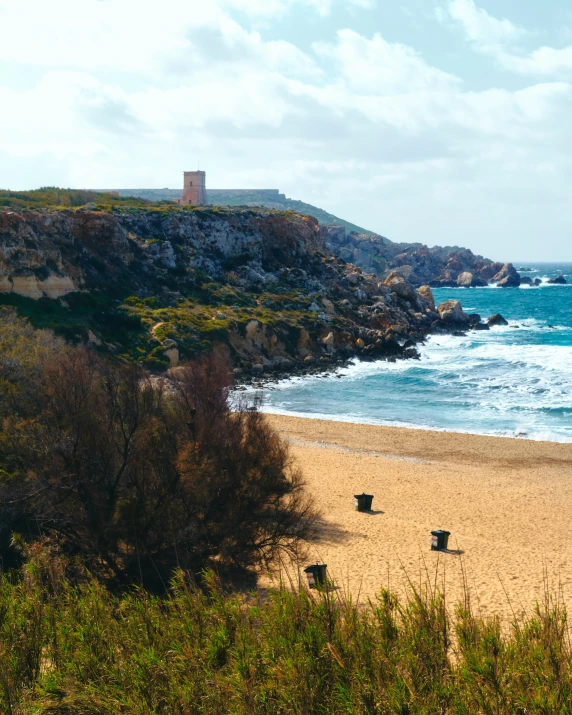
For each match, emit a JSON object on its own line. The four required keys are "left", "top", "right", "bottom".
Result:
{"left": 1, "top": 0, "right": 572, "bottom": 260}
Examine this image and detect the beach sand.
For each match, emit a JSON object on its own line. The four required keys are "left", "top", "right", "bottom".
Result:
{"left": 265, "top": 414, "right": 572, "bottom": 620}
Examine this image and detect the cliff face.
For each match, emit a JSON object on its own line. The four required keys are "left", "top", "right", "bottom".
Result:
{"left": 0, "top": 207, "right": 478, "bottom": 374}
{"left": 322, "top": 226, "right": 511, "bottom": 287}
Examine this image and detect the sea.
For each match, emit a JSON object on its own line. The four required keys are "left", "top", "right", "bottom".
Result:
{"left": 259, "top": 263, "right": 572, "bottom": 443}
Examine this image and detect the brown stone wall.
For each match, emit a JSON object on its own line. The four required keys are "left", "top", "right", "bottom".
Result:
{"left": 180, "top": 171, "right": 207, "bottom": 205}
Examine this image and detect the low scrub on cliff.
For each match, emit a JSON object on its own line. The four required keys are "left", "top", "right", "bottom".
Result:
{"left": 0, "top": 187, "right": 154, "bottom": 210}
{"left": 0, "top": 312, "right": 317, "bottom": 588}
{"left": 1, "top": 560, "right": 571, "bottom": 714}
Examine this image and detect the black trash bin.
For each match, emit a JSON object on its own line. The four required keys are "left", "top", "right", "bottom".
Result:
{"left": 304, "top": 563, "right": 327, "bottom": 589}
{"left": 354, "top": 493, "right": 374, "bottom": 512}
{"left": 431, "top": 530, "right": 451, "bottom": 551}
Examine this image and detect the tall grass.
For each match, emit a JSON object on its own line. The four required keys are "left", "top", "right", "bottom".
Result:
{"left": 1, "top": 560, "right": 571, "bottom": 714}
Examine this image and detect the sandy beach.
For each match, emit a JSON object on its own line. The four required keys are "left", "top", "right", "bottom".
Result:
{"left": 265, "top": 414, "right": 572, "bottom": 620}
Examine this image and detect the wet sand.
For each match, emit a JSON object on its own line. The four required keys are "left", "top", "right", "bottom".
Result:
{"left": 265, "top": 414, "right": 572, "bottom": 620}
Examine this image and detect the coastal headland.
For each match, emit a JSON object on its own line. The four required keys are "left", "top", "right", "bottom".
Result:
{"left": 265, "top": 414, "right": 572, "bottom": 620}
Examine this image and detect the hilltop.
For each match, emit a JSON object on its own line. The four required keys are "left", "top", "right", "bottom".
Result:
{"left": 99, "top": 187, "right": 374, "bottom": 236}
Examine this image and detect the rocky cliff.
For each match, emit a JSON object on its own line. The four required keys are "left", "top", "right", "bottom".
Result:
{"left": 0, "top": 206, "right": 486, "bottom": 375}
{"left": 322, "top": 225, "right": 520, "bottom": 288}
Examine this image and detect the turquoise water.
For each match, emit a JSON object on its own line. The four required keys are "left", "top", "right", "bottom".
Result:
{"left": 261, "top": 263, "right": 572, "bottom": 442}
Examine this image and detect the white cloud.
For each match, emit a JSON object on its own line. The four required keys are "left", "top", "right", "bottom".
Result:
{"left": 499, "top": 45, "right": 572, "bottom": 76}
{"left": 444, "top": 0, "right": 524, "bottom": 49}
{"left": 314, "top": 29, "right": 459, "bottom": 95}
{"left": 440, "top": 0, "right": 572, "bottom": 77}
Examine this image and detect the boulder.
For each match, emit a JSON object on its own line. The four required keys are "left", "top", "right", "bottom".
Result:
{"left": 457, "top": 271, "right": 488, "bottom": 287}
{"left": 437, "top": 300, "right": 468, "bottom": 324}
{"left": 534, "top": 278, "right": 542, "bottom": 286}
{"left": 417, "top": 285, "right": 435, "bottom": 310}
{"left": 487, "top": 313, "right": 508, "bottom": 327}
{"left": 492, "top": 263, "right": 520, "bottom": 287}
{"left": 547, "top": 275, "right": 567, "bottom": 285}
{"left": 321, "top": 298, "right": 335, "bottom": 314}
{"left": 164, "top": 347, "right": 179, "bottom": 368}
{"left": 520, "top": 276, "right": 533, "bottom": 285}
{"left": 383, "top": 271, "right": 417, "bottom": 301}
{"left": 473, "top": 323, "right": 490, "bottom": 331}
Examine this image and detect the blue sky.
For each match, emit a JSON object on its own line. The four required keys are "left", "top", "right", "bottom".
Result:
{"left": 1, "top": 0, "right": 572, "bottom": 260}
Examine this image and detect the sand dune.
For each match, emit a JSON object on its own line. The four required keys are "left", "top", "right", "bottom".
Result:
{"left": 265, "top": 415, "right": 572, "bottom": 620}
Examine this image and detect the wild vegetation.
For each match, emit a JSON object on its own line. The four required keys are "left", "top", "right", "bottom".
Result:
{"left": 0, "top": 187, "right": 155, "bottom": 210}
{"left": 0, "top": 309, "right": 317, "bottom": 589}
{"left": 1, "top": 556, "right": 572, "bottom": 714}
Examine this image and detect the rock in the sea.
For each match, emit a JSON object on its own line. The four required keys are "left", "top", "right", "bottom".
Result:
{"left": 488, "top": 313, "right": 508, "bottom": 327}
{"left": 437, "top": 300, "right": 468, "bottom": 324}
{"left": 473, "top": 323, "right": 490, "bottom": 331}
{"left": 492, "top": 263, "right": 521, "bottom": 287}
{"left": 547, "top": 275, "right": 567, "bottom": 285}
{"left": 457, "top": 271, "right": 488, "bottom": 287}
{"left": 519, "top": 276, "right": 533, "bottom": 285}
{"left": 534, "top": 278, "right": 541, "bottom": 286}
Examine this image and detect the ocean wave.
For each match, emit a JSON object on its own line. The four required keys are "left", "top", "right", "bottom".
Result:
{"left": 258, "top": 274, "right": 572, "bottom": 444}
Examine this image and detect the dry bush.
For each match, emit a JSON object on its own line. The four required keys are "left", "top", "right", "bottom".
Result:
{"left": 0, "top": 344, "right": 317, "bottom": 589}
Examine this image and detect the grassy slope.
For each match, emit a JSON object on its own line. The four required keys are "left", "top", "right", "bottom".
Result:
{"left": 1, "top": 564, "right": 570, "bottom": 713}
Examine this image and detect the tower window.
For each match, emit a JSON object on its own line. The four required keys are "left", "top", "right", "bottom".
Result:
{"left": 189, "top": 181, "right": 193, "bottom": 186}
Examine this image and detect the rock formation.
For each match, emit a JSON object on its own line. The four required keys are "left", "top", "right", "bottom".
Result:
{"left": 488, "top": 313, "right": 509, "bottom": 327}
{"left": 0, "top": 206, "right": 488, "bottom": 374}
{"left": 491, "top": 263, "right": 521, "bottom": 288}
{"left": 321, "top": 225, "right": 511, "bottom": 288}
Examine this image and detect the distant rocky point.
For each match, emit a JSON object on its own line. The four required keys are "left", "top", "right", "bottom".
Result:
{"left": 101, "top": 187, "right": 525, "bottom": 288}
{"left": 321, "top": 225, "right": 522, "bottom": 288}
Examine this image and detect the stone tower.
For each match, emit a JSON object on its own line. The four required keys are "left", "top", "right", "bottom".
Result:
{"left": 177, "top": 170, "right": 207, "bottom": 206}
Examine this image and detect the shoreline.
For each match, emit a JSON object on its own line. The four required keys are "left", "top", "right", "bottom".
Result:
{"left": 265, "top": 414, "right": 572, "bottom": 619}
{"left": 261, "top": 405, "right": 572, "bottom": 444}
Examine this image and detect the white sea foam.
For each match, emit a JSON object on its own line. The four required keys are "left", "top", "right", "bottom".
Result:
{"left": 255, "top": 277, "right": 572, "bottom": 443}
